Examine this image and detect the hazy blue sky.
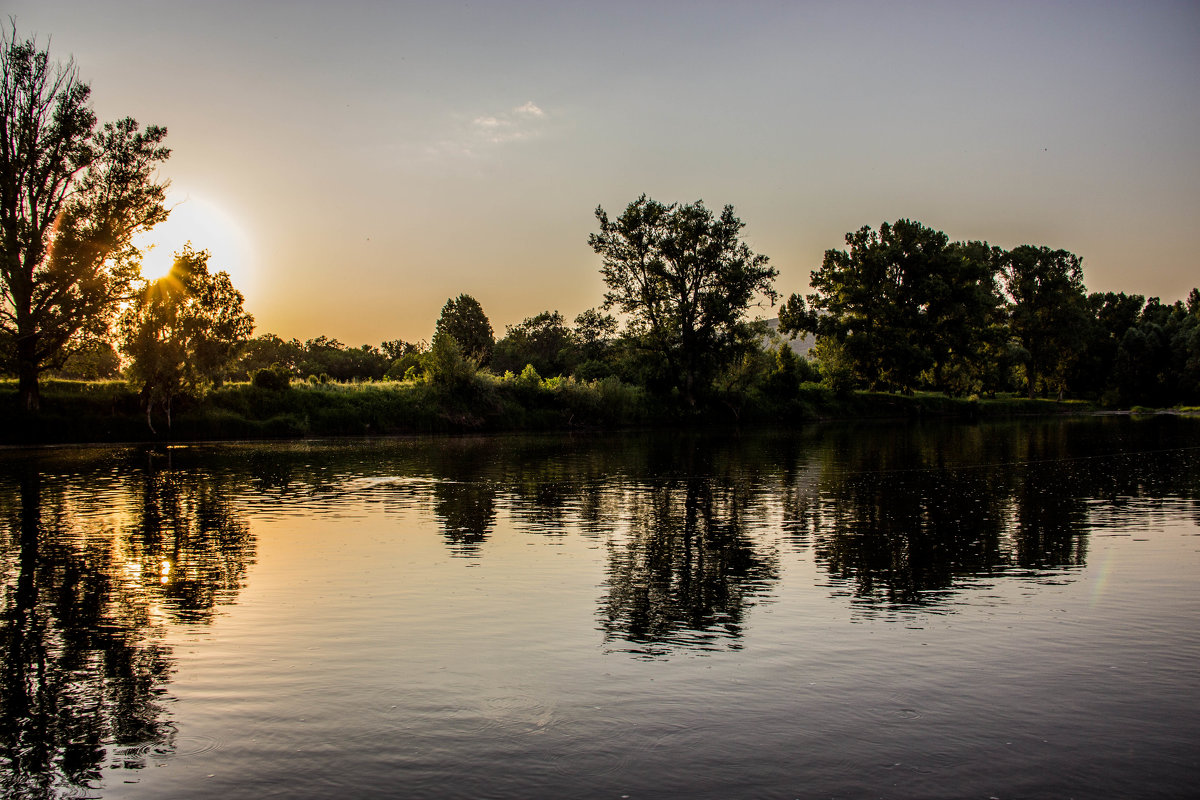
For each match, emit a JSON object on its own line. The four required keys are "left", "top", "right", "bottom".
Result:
{"left": 11, "top": 0, "right": 1200, "bottom": 344}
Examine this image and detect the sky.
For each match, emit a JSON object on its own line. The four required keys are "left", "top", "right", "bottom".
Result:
{"left": 10, "top": 0, "right": 1200, "bottom": 345}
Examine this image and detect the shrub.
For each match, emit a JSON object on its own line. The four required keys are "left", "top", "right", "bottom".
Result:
{"left": 253, "top": 364, "right": 292, "bottom": 391}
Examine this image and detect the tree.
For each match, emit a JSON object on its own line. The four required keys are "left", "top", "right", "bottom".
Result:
{"left": 118, "top": 245, "right": 253, "bottom": 431}
{"left": 798, "top": 221, "right": 983, "bottom": 392}
{"left": 424, "top": 328, "right": 479, "bottom": 393}
{"left": 788, "top": 222, "right": 1005, "bottom": 395}
{"left": 570, "top": 307, "right": 619, "bottom": 380}
{"left": 435, "top": 294, "right": 493, "bottom": 366}
{"left": 295, "top": 336, "right": 390, "bottom": 382}
{"left": 237, "top": 332, "right": 302, "bottom": 378}
{"left": 0, "top": 28, "right": 169, "bottom": 411}
{"left": 573, "top": 307, "right": 618, "bottom": 360}
{"left": 53, "top": 339, "right": 121, "bottom": 379}
{"left": 589, "top": 195, "right": 777, "bottom": 404}
{"left": 1069, "top": 291, "right": 1145, "bottom": 398}
{"left": 931, "top": 240, "right": 1006, "bottom": 395}
{"left": 492, "top": 310, "right": 576, "bottom": 376}
{"left": 1002, "top": 245, "right": 1089, "bottom": 399}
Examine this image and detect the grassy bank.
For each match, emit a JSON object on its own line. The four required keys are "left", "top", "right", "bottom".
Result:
{"left": 0, "top": 376, "right": 1099, "bottom": 445}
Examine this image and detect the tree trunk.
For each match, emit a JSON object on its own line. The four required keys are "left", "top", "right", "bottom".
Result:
{"left": 17, "top": 339, "right": 40, "bottom": 413}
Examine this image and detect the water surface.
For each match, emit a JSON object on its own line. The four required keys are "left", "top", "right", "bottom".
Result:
{"left": 2, "top": 417, "right": 1199, "bottom": 798}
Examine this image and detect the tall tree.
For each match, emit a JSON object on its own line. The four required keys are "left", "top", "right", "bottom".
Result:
{"left": 1002, "top": 245, "right": 1089, "bottom": 399}
{"left": 434, "top": 293, "right": 493, "bottom": 366}
{"left": 0, "top": 29, "right": 169, "bottom": 410}
{"left": 933, "top": 240, "right": 1006, "bottom": 395}
{"left": 1069, "top": 291, "right": 1145, "bottom": 397}
{"left": 118, "top": 245, "right": 253, "bottom": 431}
{"left": 801, "top": 220, "right": 953, "bottom": 391}
{"left": 589, "top": 195, "right": 777, "bottom": 404}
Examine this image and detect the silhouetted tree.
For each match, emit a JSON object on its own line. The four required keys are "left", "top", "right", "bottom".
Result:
{"left": 237, "top": 333, "right": 301, "bottom": 378}
{"left": 0, "top": 28, "right": 169, "bottom": 411}
{"left": 492, "top": 310, "right": 576, "bottom": 376}
{"left": 118, "top": 244, "right": 254, "bottom": 430}
{"left": 1067, "top": 291, "right": 1145, "bottom": 399}
{"left": 1003, "top": 245, "right": 1089, "bottom": 399}
{"left": 295, "top": 336, "right": 390, "bottom": 382}
{"left": 798, "top": 220, "right": 1000, "bottom": 393}
{"left": 435, "top": 294, "right": 493, "bottom": 366}
{"left": 589, "top": 195, "right": 777, "bottom": 405}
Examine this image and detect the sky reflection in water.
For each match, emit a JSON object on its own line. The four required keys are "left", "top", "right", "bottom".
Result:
{"left": 2, "top": 417, "right": 1199, "bottom": 798}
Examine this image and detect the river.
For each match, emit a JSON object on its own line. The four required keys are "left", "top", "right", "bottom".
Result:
{"left": 2, "top": 417, "right": 1198, "bottom": 798}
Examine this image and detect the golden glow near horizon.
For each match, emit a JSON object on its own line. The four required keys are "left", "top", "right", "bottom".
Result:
{"left": 134, "top": 191, "right": 255, "bottom": 296}
{"left": 18, "top": 0, "right": 1195, "bottom": 345}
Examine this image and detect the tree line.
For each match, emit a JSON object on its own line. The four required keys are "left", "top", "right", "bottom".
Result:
{"left": 779, "top": 220, "right": 1200, "bottom": 405}
{"left": 2, "top": 29, "right": 1198, "bottom": 424}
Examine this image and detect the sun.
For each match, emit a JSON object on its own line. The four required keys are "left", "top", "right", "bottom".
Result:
{"left": 134, "top": 191, "right": 255, "bottom": 296}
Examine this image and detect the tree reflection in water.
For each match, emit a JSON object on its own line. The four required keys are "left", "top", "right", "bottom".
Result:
{"left": 434, "top": 480, "right": 497, "bottom": 555}
{"left": 0, "top": 452, "right": 255, "bottom": 799}
{"left": 126, "top": 455, "right": 255, "bottom": 622}
{"left": 0, "top": 420, "right": 1193, "bottom": 795}
{"left": 600, "top": 444, "right": 780, "bottom": 657}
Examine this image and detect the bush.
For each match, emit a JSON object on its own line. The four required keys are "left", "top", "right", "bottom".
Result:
{"left": 253, "top": 364, "right": 292, "bottom": 391}
{"left": 425, "top": 331, "right": 480, "bottom": 393}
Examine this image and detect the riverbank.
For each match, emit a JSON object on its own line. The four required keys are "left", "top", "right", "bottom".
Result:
{"left": 0, "top": 377, "right": 1106, "bottom": 445}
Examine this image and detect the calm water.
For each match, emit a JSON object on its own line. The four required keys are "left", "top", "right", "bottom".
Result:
{"left": 2, "top": 418, "right": 1199, "bottom": 799}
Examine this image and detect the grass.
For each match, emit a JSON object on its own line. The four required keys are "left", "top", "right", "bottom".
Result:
{"left": 0, "top": 375, "right": 1103, "bottom": 445}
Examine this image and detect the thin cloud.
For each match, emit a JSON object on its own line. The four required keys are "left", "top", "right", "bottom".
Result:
{"left": 404, "top": 101, "right": 554, "bottom": 165}
{"left": 471, "top": 100, "right": 548, "bottom": 144}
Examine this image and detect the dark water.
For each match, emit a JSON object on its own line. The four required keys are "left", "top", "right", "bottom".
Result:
{"left": 2, "top": 417, "right": 1199, "bottom": 799}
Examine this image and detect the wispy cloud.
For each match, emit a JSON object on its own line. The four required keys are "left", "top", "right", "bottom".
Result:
{"left": 419, "top": 101, "right": 551, "bottom": 160}
{"left": 471, "top": 100, "right": 547, "bottom": 144}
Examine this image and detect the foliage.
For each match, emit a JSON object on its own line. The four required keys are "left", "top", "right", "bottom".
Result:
{"left": 800, "top": 220, "right": 1001, "bottom": 393}
{"left": 0, "top": 27, "right": 169, "bottom": 410}
{"left": 237, "top": 333, "right": 393, "bottom": 382}
{"left": 573, "top": 307, "right": 618, "bottom": 362}
{"left": 1002, "top": 245, "right": 1089, "bottom": 399}
{"left": 589, "top": 195, "right": 777, "bottom": 404}
{"left": 424, "top": 330, "right": 481, "bottom": 393}
{"left": 810, "top": 336, "right": 855, "bottom": 395}
{"left": 252, "top": 364, "right": 292, "bottom": 391}
{"left": 296, "top": 336, "right": 390, "bottom": 382}
{"left": 492, "top": 310, "right": 576, "bottom": 376}
{"left": 435, "top": 294, "right": 493, "bottom": 366}
{"left": 238, "top": 333, "right": 298, "bottom": 376}
{"left": 118, "top": 245, "right": 253, "bottom": 430}
{"left": 1110, "top": 296, "right": 1200, "bottom": 406}
{"left": 52, "top": 339, "right": 121, "bottom": 379}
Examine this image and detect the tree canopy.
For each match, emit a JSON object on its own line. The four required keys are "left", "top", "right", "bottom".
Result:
{"left": 435, "top": 294, "right": 493, "bottom": 366}
{"left": 118, "top": 245, "right": 253, "bottom": 430}
{"left": 492, "top": 310, "right": 575, "bottom": 376}
{"left": 589, "top": 195, "right": 777, "bottom": 404}
{"left": 792, "top": 219, "right": 1002, "bottom": 394}
{"left": 1002, "top": 245, "right": 1089, "bottom": 399}
{"left": 0, "top": 27, "right": 169, "bottom": 410}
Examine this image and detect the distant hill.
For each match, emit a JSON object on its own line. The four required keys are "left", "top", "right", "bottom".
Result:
{"left": 763, "top": 318, "right": 816, "bottom": 357}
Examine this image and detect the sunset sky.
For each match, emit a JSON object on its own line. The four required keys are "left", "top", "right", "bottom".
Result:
{"left": 11, "top": 0, "right": 1199, "bottom": 346}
